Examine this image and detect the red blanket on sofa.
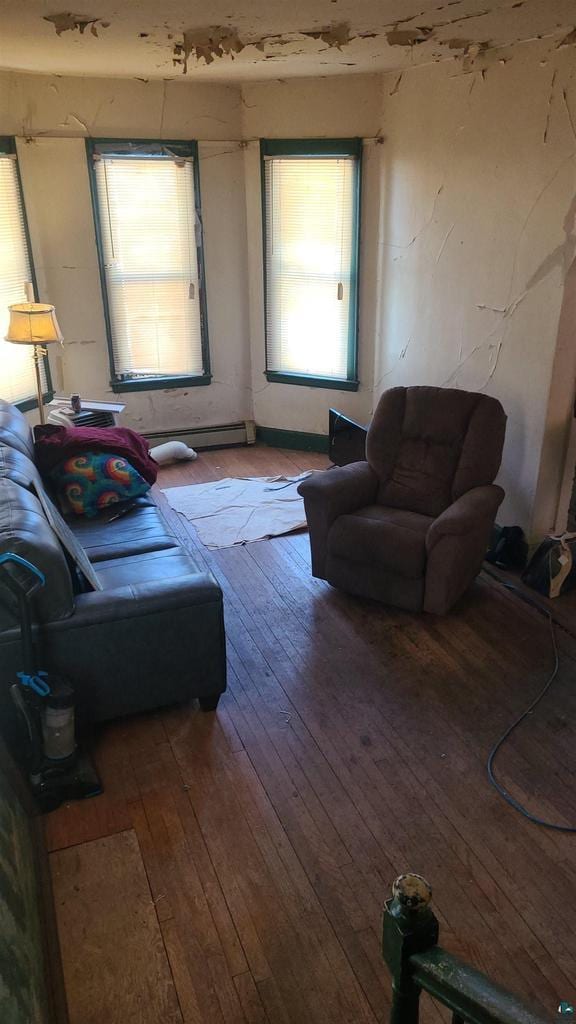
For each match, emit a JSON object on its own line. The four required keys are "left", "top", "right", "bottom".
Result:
{"left": 34, "top": 424, "right": 158, "bottom": 485}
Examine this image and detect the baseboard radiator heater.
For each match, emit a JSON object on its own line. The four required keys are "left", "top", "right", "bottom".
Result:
{"left": 144, "top": 421, "right": 256, "bottom": 451}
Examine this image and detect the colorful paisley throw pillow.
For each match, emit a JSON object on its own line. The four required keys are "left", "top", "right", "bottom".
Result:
{"left": 50, "top": 451, "right": 151, "bottom": 517}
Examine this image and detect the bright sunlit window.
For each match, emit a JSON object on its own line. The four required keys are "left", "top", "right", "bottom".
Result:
{"left": 262, "top": 139, "right": 361, "bottom": 390}
{"left": 88, "top": 140, "right": 210, "bottom": 391}
{"left": 0, "top": 138, "right": 49, "bottom": 407}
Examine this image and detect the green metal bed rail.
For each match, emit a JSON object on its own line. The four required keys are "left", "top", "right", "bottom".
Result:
{"left": 382, "top": 874, "right": 552, "bottom": 1024}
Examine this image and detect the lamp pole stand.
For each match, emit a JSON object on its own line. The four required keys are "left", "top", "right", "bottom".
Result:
{"left": 33, "top": 344, "right": 47, "bottom": 425}
{"left": 5, "top": 304, "right": 62, "bottom": 418}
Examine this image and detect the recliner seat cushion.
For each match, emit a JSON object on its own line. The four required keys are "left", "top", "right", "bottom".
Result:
{"left": 328, "top": 505, "right": 433, "bottom": 579}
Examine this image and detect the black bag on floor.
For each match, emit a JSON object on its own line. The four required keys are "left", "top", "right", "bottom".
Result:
{"left": 486, "top": 525, "right": 528, "bottom": 570}
{"left": 521, "top": 532, "right": 576, "bottom": 598}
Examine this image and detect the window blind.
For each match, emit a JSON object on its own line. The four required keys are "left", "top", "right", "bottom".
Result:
{"left": 93, "top": 150, "right": 206, "bottom": 382}
{"left": 0, "top": 152, "right": 46, "bottom": 405}
{"left": 263, "top": 148, "right": 359, "bottom": 382}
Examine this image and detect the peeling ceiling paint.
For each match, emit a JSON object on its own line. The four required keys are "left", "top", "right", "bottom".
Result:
{"left": 557, "top": 27, "right": 576, "bottom": 48}
{"left": 173, "top": 20, "right": 354, "bottom": 72}
{"left": 301, "top": 23, "right": 351, "bottom": 48}
{"left": 446, "top": 36, "right": 471, "bottom": 48}
{"left": 177, "top": 26, "right": 244, "bottom": 70}
{"left": 2, "top": 0, "right": 576, "bottom": 81}
{"left": 43, "top": 12, "right": 110, "bottom": 37}
{"left": 387, "top": 28, "right": 434, "bottom": 46}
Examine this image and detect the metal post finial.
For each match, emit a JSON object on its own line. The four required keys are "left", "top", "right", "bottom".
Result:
{"left": 392, "top": 874, "right": 432, "bottom": 912}
{"left": 383, "top": 874, "right": 439, "bottom": 1024}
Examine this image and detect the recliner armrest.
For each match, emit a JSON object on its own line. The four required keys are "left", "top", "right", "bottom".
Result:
{"left": 298, "top": 462, "right": 379, "bottom": 580}
{"left": 426, "top": 485, "right": 504, "bottom": 552}
{"left": 298, "top": 462, "right": 379, "bottom": 518}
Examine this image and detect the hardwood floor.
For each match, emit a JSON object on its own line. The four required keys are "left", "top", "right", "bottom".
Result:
{"left": 46, "top": 445, "right": 576, "bottom": 1023}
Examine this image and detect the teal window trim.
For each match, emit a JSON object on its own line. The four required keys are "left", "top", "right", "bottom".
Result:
{"left": 17, "top": 390, "right": 55, "bottom": 414}
{"left": 86, "top": 137, "right": 211, "bottom": 391}
{"left": 260, "top": 137, "right": 362, "bottom": 389}
{"left": 0, "top": 137, "right": 54, "bottom": 412}
{"left": 110, "top": 373, "right": 211, "bottom": 394}
{"left": 264, "top": 371, "right": 359, "bottom": 392}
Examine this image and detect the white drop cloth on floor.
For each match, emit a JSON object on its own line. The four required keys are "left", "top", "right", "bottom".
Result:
{"left": 162, "top": 473, "right": 312, "bottom": 549}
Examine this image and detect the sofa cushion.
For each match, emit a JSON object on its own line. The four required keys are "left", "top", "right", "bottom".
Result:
{"left": 328, "top": 505, "right": 433, "bottom": 579}
{"left": 0, "top": 399, "right": 35, "bottom": 460}
{"left": 69, "top": 500, "right": 179, "bottom": 562}
{"left": 94, "top": 546, "right": 203, "bottom": 590}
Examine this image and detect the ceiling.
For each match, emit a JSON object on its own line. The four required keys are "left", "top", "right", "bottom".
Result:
{"left": 0, "top": 0, "right": 575, "bottom": 82}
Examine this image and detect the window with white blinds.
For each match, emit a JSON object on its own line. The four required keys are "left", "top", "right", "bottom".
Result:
{"left": 89, "top": 141, "right": 209, "bottom": 390}
{"left": 0, "top": 141, "right": 48, "bottom": 406}
{"left": 262, "top": 139, "right": 361, "bottom": 389}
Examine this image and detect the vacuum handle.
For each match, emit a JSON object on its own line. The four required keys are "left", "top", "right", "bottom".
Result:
{"left": 0, "top": 553, "right": 46, "bottom": 677}
{"left": 0, "top": 553, "right": 46, "bottom": 601}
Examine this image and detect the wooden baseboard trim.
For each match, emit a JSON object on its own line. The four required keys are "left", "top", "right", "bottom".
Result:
{"left": 256, "top": 426, "right": 329, "bottom": 454}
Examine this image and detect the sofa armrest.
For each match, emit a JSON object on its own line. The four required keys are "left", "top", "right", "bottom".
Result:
{"left": 298, "top": 462, "right": 379, "bottom": 579}
{"left": 426, "top": 485, "right": 504, "bottom": 552}
{"left": 19, "top": 574, "right": 227, "bottom": 722}
{"left": 58, "top": 574, "right": 222, "bottom": 630}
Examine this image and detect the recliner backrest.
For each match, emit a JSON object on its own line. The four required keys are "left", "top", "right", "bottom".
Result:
{"left": 366, "top": 386, "right": 506, "bottom": 518}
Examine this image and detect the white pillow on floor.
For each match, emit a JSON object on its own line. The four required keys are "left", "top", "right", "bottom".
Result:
{"left": 150, "top": 441, "right": 198, "bottom": 465}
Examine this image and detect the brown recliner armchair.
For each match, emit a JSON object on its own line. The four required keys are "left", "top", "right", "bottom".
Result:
{"left": 298, "top": 386, "right": 507, "bottom": 614}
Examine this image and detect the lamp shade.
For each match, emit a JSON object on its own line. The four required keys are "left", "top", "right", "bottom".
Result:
{"left": 5, "top": 303, "right": 63, "bottom": 345}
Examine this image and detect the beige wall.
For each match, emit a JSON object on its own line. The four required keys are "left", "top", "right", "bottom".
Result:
{"left": 2, "top": 54, "right": 576, "bottom": 536}
{"left": 377, "top": 40, "right": 576, "bottom": 537}
{"left": 0, "top": 72, "right": 242, "bottom": 140}
{"left": 1, "top": 71, "right": 250, "bottom": 432}
{"left": 0, "top": 70, "right": 381, "bottom": 437}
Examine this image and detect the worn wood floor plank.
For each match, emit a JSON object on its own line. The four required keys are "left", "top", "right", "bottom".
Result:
{"left": 47, "top": 446, "right": 576, "bottom": 1022}
{"left": 50, "top": 830, "right": 183, "bottom": 1024}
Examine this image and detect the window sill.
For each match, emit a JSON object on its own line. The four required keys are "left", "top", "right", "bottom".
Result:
{"left": 111, "top": 374, "right": 212, "bottom": 394}
{"left": 264, "top": 371, "right": 359, "bottom": 392}
{"left": 16, "top": 390, "right": 55, "bottom": 414}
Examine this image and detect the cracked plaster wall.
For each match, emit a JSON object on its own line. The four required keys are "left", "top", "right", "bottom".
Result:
{"left": 2, "top": 52, "right": 573, "bottom": 537}
{"left": 0, "top": 70, "right": 381, "bottom": 439}
{"left": 0, "top": 71, "right": 250, "bottom": 434}
{"left": 377, "top": 37, "right": 576, "bottom": 537}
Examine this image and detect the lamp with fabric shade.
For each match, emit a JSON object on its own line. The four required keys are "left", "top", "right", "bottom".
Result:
{"left": 5, "top": 303, "right": 63, "bottom": 423}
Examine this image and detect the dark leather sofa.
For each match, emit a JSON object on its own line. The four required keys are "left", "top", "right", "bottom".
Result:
{"left": 0, "top": 399, "right": 226, "bottom": 737}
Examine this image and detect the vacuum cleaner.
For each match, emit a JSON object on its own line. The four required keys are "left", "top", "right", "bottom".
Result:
{"left": 0, "top": 551, "right": 102, "bottom": 812}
